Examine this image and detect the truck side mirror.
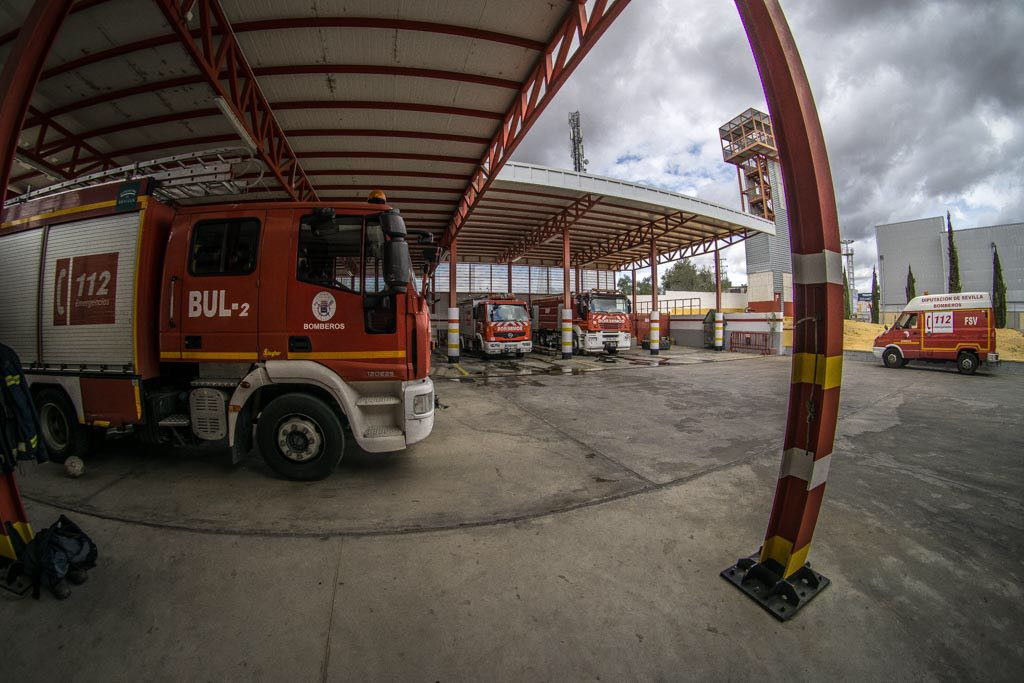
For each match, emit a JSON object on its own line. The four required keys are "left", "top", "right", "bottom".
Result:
{"left": 382, "top": 240, "right": 411, "bottom": 293}
{"left": 380, "top": 210, "right": 407, "bottom": 238}
{"left": 422, "top": 246, "right": 439, "bottom": 264}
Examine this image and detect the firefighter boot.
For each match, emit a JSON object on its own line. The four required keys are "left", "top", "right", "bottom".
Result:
{"left": 49, "top": 579, "right": 72, "bottom": 600}
{"left": 67, "top": 567, "right": 89, "bottom": 585}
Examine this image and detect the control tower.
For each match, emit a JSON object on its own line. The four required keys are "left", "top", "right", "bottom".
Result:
{"left": 719, "top": 108, "right": 792, "bottom": 314}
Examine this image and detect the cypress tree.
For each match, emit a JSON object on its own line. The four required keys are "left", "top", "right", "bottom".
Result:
{"left": 870, "top": 267, "right": 880, "bottom": 324}
{"left": 905, "top": 265, "right": 916, "bottom": 302}
{"left": 843, "top": 270, "right": 852, "bottom": 319}
{"left": 946, "top": 211, "right": 962, "bottom": 293}
{"left": 993, "top": 246, "right": 1007, "bottom": 328}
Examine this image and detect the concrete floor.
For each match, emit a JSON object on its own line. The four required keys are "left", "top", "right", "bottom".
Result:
{"left": 3, "top": 353, "right": 1023, "bottom": 680}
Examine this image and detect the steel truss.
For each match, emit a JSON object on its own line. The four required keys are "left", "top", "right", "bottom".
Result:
{"left": 498, "top": 194, "right": 602, "bottom": 263}
{"left": 611, "top": 230, "right": 748, "bottom": 271}
{"left": 442, "top": 0, "right": 631, "bottom": 250}
{"left": 153, "top": 0, "right": 317, "bottom": 201}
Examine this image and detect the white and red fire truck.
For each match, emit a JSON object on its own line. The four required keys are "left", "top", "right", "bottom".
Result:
{"left": 457, "top": 294, "right": 532, "bottom": 358}
{"left": 0, "top": 179, "right": 435, "bottom": 480}
{"left": 873, "top": 292, "right": 999, "bottom": 374}
{"left": 533, "top": 289, "right": 632, "bottom": 354}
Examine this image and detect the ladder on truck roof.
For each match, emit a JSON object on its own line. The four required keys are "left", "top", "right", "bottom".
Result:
{"left": 11, "top": 147, "right": 261, "bottom": 204}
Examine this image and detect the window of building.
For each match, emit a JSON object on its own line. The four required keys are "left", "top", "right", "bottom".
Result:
{"left": 189, "top": 218, "right": 260, "bottom": 276}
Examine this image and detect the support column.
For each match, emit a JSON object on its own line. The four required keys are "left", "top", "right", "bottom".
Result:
{"left": 714, "top": 240, "right": 724, "bottom": 350}
{"left": 507, "top": 262, "right": 513, "bottom": 294}
{"left": 562, "top": 227, "right": 573, "bottom": 359}
{"left": 575, "top": 265, "right": 582, "bottom": 293}
{"left": 631, "top": 269, "right": 638, "bottom": 341}
{"left": 649, "top": 239, "right": 659, "bottom": 355}
{"left": 0, "top": 0, "right": 74, "bottom": 206}
{"left": 447, "top": 242, "right": 460, "bottom": 364}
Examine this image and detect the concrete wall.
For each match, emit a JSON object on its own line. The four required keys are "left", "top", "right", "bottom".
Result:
{"left": 667, "top": 311, "right": 789, "bottom": 354}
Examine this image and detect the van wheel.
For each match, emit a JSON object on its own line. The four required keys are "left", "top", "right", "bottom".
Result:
{"left": 33, "top": 387, "right": 90, "bottom": 464}
{"left": 957, "top": 351, "right": 979, "bottom": 375}
{"left": 257, "top": 393, "right": 344, "bottom": 480}
{"left": 882, "top": 348, "right": 902, "bottom": 369}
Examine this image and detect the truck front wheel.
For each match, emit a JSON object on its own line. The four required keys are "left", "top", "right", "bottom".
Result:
{"left": 957, "top": 351, "right": 979, "bottom": 375}
{"left": 882, "top": 348, "right": 902, "bottom": 369}
{"left": 257, "top": 393, "right": 344, "bottom": 480}
{"left": 33, "top": 387, "right": 90, "bottom": 464}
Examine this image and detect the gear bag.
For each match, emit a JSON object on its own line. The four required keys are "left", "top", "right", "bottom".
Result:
{"left": 5, "top": 515, "right": 98, "bottom": 599}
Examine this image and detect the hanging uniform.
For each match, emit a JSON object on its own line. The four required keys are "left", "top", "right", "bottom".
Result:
{"left": 0, "top": 343, "right": 47, "bottom": 471}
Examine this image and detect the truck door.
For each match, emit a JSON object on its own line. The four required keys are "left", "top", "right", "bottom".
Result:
{"left": 175, "top": 213, "right": 263, "bottom": 361}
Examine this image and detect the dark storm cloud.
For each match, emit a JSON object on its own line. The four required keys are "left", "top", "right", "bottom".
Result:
{"left": 511, "top": 0, "right": 1023, "bottom": 284}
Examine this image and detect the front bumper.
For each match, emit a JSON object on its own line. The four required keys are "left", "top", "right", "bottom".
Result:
{"left": 403, "top": 377, "right": 435, "bottom": 446}
{"left": 583, "top": 331, "right": 631, "bottom": 351}
{"left": 483, "top": 340, "right": 532, "bottom": 355}
{"left": 872, "top": 347, "right": 884, "bottom": 359}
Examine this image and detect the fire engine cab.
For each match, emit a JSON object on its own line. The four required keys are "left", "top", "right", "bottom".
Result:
{"left": 873, "top": 292, "right": 998, "bottom": 374}
{"left": 534, "top": 289, "right": 632, "bottom": 354}
{"left": 0, "top": 178, "right": 436, "bottom": 480}
{"left": 458, "top": 294, "right": 532, "bottom": 358}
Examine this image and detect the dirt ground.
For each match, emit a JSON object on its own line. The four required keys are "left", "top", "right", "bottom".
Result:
{"left": 844, "top": 319, "right": 1024, "bottom": 361}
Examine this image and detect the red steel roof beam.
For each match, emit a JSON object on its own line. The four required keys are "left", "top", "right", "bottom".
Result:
{"left": 442, "top": 0, "right": 631, "bottom": 251}
{"left": 571, "top": 210, "right": 699, "bottom": 266}
{"left": 153, "top": 0, "right": 316, "bottom": 201}
{"left": 498, "top": 193, "right": 603, "bottom": 263}
{"left": 0, "top": 0, "right": 74, "bottom": 204}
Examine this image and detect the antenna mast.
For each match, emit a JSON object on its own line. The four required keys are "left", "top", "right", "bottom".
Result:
{"left": 840, "top": 238, "right": 855, "bottom": 294}
{"left": 568, "top": 111, "right": 588, "bottom": 173}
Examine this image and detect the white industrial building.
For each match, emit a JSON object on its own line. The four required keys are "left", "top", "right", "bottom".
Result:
{"left": 875, "top": 217, "right": 1024, "bottom": 328}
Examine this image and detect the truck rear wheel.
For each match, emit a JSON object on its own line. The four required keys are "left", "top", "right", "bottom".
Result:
{"left": 257, "top": 393, "right": 344, "bottom": 480}
{"left": 882, "top": 348, "right": 902, "bottom": 369}
{"left": 957, "top": 351, "right": 979, "bottom": 375}
{"left": 33, "top": 387, "right": 89, "bottom": 464}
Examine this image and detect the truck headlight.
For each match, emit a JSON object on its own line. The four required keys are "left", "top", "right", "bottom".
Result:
{"left": 413, "top": 392, "right": 433, "bottom": 415}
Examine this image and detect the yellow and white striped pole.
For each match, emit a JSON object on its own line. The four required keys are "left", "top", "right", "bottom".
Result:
{"left": 561, "top": 307, "right": 573, "bottom": 359}
{"left": 447, "top": 307, "right": 460, "bottom": 364}
{"left": 649, "top": 310, "right": 660, "bottom": 355}
{"left": 714, "top": 311, "right": 724, "bottom": 350}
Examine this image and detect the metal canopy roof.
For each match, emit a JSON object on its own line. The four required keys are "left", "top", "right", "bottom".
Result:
{"left": 458, "top": 162, "right": 775, "bottom": 270}
{"left": 0, "top": 0, "right": 771, "bottom": 272}
{"left": 0, "top": 0, "right": 628, "bottom": 244}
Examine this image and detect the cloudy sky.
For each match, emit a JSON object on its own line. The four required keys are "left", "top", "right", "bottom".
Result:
{"left": 511, "top": 0, "right": 1024, "bottom": 289}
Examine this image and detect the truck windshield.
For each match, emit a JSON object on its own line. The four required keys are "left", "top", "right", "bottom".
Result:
{"left": 491, "top": 304, "right": 529, "bottom": 322}
{"left": 590, "top": 297, "right": 629, "bottom": 313}
{"left": 297, "top": 214, "right": 362, "bottom": 292}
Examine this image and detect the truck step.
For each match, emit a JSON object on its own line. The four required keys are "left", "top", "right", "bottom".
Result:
{"left": 190, "top": 378, "right": 238, "bottom": 389}
{"left": 158, "top": 414, "right": 190, "bottom": 428}
{"left": 355, "top": 395, "right": 401, "bottom": 407}
{"left": 362, "top": 425, "right": 404, "bottom": 439}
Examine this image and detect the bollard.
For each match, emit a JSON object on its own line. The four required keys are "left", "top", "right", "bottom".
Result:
{"left": 714, "top": 311, "right": 724, "bottom": 350}
{"left": 561, "top": 308, "right": 573, "bottom": 359}
{"left": 447, "top": 307, "right": 460, "bottom": 363}
{"left": 650, "top": 311, "right": 660, "bottom": 356}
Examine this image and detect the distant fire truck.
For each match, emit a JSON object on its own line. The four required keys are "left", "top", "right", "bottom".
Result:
{"left": 534, "top": 289, "right": 632, "bottom": 354}
{"left": 457, "top": 294, "right": 532, "bottom": 358}
{"left": 0, "top": 180, "right": 435, "bottom": 480}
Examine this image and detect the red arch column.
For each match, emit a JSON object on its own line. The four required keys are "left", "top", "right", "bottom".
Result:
{"left": 722, "top": 0, "right": 844, "bottom": 620}
{"left": 0, "top": 0, "right": 74, "bottom": 206}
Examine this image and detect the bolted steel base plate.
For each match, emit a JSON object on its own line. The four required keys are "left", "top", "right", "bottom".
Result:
{"left": 721, "top": 553, "right": 830, "bottom": 621}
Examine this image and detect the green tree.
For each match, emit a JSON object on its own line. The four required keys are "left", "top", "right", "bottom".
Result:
{"left": 843, "top": 270, "right": 852, "bottom": 320}
{"left": 946, "top": 211, "right": 961, "bottom": 293}
{"left": 617, "top": 275, "right": 632, "bottom": 294}
{"left": 660, "top": 258, "right": 732, "bottom": 292}
{"left": 635, "top": 277, "right": 653, "bottom": 295}
{"left": 905, "top": 265, "right": 916, "bottom": 302}
{"left": 870, "top": 266, "right": 880, "bottom": 324}
{"left": 993, "top": 246, "right": 1007, "bottom": 328}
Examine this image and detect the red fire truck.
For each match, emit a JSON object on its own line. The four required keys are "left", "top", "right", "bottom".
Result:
{"left": 873, "top": 292, "right": 999, "bottom": 374}
{"left": 458, "top": 294, "right": 532, "bottom": 358}
{"left": 0, "top": 179, "right": 435, "bottom": 480}
{"left": 534, "top": 289, "right": 632, "bottom": 354}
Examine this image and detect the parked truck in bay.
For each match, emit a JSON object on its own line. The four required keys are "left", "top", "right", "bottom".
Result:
{"left": 533, "top": 289, "right": 632, "bottom": 354}
{"left": 873, "top": 292, "right": 998, "bottom": 374}
{"left": 458, "top": 293, "right": 532, "bottom": 358}
{"left": 0, "top": 180, "right": 435, "bottom": 480}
